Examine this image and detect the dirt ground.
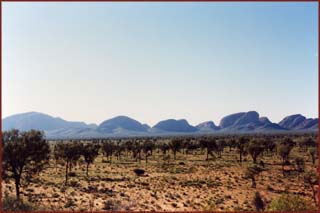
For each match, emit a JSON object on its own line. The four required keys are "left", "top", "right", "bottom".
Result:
{"left": 2, "top": 146, "right": 318, "bottom": 211}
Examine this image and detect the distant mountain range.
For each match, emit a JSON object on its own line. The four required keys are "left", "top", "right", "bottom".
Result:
{"left": 2, "top": 111, "right": 318, "bottom": 139}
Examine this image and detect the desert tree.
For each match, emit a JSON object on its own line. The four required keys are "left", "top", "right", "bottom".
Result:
{"left": 132, "top": 140, "right": 142, "bottom": 163}
{"left": 159, "top": 142, "right": 170, "bottom": 155}
{"left": 303, "top": 170, "right": 318, "bottom": 206}
{"left": 236, "top": 136, "right": 249, "bottom": 163}
{"left": 201, "top": 137, "right": 219, "bottom": 161}
{"left": 216, "top": 139, "right": 226, "bottom": 158}
{"left": 181, "top": 138, "right": 190, "bottom": 155}
{"left": 294, "top": 156, "right": 305, "bottom": 174}
{"left": 124, "top": 140, "right": 133, "bottom": 158}
{"left": 55, "top": 141, "right": 82, "bottom": 184}
{"left": 142, "top": 140, "right": 154, "bottom": 164}
{"left": 266, "top": 139, "right": 276, "bottom": 155}
{"left": 308, "top": 147, "right": 317, "bottom": 165}
{"left": 278, "top": 138, "right": 293, "bottom": 175}
{"left": 226, "top": 138, "right": 236, "bottom": 152}
{"left": 2, "top": 129, "right": 50, "bottom": 200}
{"left": 102, "top": 140, "right": 115, "bottom": 163}
{"left": 247, "top": 139, "right": 264, "bottom": 164}
{"left": 185, "top": 140, "right": 198, "bottom": 155}
{"left": 281, "top": 137, "right": 296, "bottom": 147}
{"left": 169, "top": 138, "right": 183, "bottom": 160}
{"left": 114, "top": 142, "right": 125, "bottom": 161}
{"left": 302, "top": 137, "right": 316, "bottom": 152}
{"left": 68, "top": 141, "right": 83, "bottom": 172}
{"left": 53, "top": 144, "right": 61, "bottom": 172}
{"left": 81, "top": 143, "right": 100, "bottom": 177}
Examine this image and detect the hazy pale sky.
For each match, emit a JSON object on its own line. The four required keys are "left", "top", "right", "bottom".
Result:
{"left": 3, "top": 2, "right": 318, "bottom": 126}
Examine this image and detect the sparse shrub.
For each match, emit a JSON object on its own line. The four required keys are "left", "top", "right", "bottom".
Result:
{"left": 64, "top": 199, "right": 76, "bottom": 208}
{"left": 69, "top": 180, "right": 80, "bottom": 187}
{"left": 103, "top": 199, "right": 121, "bottom": 211}
{"left": 268, "top": 194, "right": 315, "bottom": 211}
{"left": 180, "top": 179, "right": 206, "bottom": 188}
{"left": 202, "top": 198, "right": 217, "bottom": 211}
{"left": 102, "top": 159, "right": 109, "bottom": 163}
{"left": 68, "top": 172, "right": 77, "bottom": 177}
{"left": 2, "top": 193, "right": 35, "bottom": 211}
{"left": 188, "top": 166, "right": 197, "bottom": 173}
{"left": 133, "top": 168, "right": 145, "bottom": 176}
{"left": 51, "top": 192, "right": 59, "bottom": 198}
{"left": 163, "top": 154, "right": 171, "bottom": 165}
{"left": 171, "top": 203, "right": 178, "bottom": 208}
{"left": 60, "top": 186, "right": 67, "bottom": 193}
{"left": 267, "top": 185, "right": 274, "bottom": 191}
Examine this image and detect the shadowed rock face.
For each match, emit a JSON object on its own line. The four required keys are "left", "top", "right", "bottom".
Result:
{"left": 297, "top": 118, "right": 318, "bottom": 129}
{"left": 2, "top": 112, "right": 89, "bottom": 131}
{"left": 259, "top": 117, "right": 272, "bottom": 124}
{"left": 97, "top": 116, "right": 148, "bottom": 133}
{"left": 153, "top": 119, "right": 198, "bottom": 132}
{"left": 219, "top": 111, "right": 262, "bottom": 129}
{"left": 233, "top": 111, "right": 260, "bottom": 126}
{"left": 2, "top": 111, "right": 318, "bottom": 139}
{"left": 219, "top": 112, "right": 246, "bottom": 128}
{"left": 196, "top": 121, "right": 220, "bottom": 131}
{"left": 219, "top": 111, "right": 287, "bottom": 132}
{"left": 278, "top": 114, "right": 305, "bottom": 129}
{"left": 278, "top": 115, "right": 318, "bottom": 130}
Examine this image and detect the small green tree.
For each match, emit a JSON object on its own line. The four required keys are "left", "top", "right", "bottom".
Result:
{"left": 55, "top": 141, "right": 82, "bottom": 184}
{"left": 278, "top": 144, "right": 293, "bottom": 176}
{"left": 236, "top": 136, "right": 249, "bottom": 163}
{"left": 159, "top": 143, "right": 170, "bottom": 155}
{"left": 81, "top": 143, "right": 100, "bottom": 177}
{"left": 308, "top": 147, "right": 317, "bottom": 165}
{"left": 102, "top": 140, "right": 115, "bottom": 163}
{"left": 142, "top": 140, "right": 154, "bottom": 164}
{"left": 199, "top": 138, "right": 217, "bottom": 161}
{"left": 303, "top": 170, "right": 318, "bottom": 206}
{"left": 247, "top": 139, "right": 264, "bottom": 164}
{"left": 216, "top": 139, "right": 226, "bottom": 158}
{"left": 132, "top": 140, "right": 142, "bottom": 163}
{"left": 169, "top": 139, "right": 183, "bottom": 160}
{"left": 2, "top": 129, "right": 50, "bottom": 200}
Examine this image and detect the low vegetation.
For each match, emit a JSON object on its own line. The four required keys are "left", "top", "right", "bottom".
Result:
{"left": 2, "top": 129, "right": 318, "bottom": 211}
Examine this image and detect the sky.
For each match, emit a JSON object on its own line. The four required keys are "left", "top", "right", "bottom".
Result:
{"left": 2, "top": 2, "right": 318, "bottom": 126}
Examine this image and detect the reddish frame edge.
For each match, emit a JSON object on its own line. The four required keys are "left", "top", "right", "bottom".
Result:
{"left": 0, "top": 0, "right": 319, "bottom": 2}
{"left": 1, "top": 0, "right": 3, "bottom": 212}
{"left": 0, "top": 0, "right": 319, "bottom": 213}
